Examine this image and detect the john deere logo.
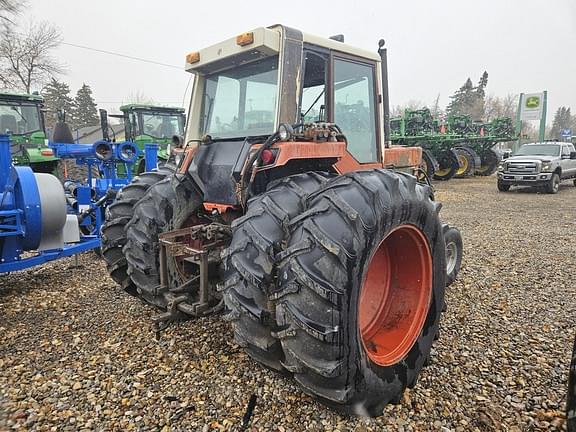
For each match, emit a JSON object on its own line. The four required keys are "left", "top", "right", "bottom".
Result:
{"left": 525, "top": 96, "right": 540, "bottom": 108}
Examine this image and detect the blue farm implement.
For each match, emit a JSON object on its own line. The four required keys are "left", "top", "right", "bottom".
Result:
{"left": 0, "top": 133, "right": 158, "bottom": 274}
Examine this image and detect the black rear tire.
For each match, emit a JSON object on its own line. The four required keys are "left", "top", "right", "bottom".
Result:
{"left": 443, "top": 225, "right": 463, "bottom": 287}
{"left": 124, "top": 173, "right": 202, "bottom": 307}
{"left": 221, "top": 173, "right": 329, "bottom": 372}
{"left": 101, "top": 166, "right": 175, "bottom": 295}
{"left": 274, "top": 170, "right": 446, "bottom": 416}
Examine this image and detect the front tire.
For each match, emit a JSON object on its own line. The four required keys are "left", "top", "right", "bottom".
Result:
{"left": 545, "top": 173, "right": 560, "bottom": 194}
{"left": 274, "top": 170, "right": 446, "bottom": 416}
{"left": 497, "top": 181, "right": 510, "bottom": 192}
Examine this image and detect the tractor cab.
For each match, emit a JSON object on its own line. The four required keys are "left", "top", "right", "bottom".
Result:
{"left": 183, "top": 25, "right": 421, "bottom": 206}
{"left": 0, "top": 92, "right": 58, "bottom": 173}
{"left": 119, "top": 104, "right": 185, "bottom": 162}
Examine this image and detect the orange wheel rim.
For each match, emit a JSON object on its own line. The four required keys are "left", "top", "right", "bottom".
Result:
{"left": 358, "top": 225, "right": 433, "bottom": 366}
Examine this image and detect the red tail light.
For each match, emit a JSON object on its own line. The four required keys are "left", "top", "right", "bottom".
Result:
{"left": 261, "top": 149, "right": 275, "bottom": 165}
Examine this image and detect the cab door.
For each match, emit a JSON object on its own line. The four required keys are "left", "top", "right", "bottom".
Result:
{"left": 562, "top": 144, "right": 576, "bottom": 177}
{"left": 298, "top": 47, "right": 383, "bottom": 168}
{"left": 330, "top": 56, "right": 381, "bottom": 163}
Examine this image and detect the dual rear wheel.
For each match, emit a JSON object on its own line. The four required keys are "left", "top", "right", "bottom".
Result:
{"left": 107, "top": 169, "right": 458, "bottom": 416}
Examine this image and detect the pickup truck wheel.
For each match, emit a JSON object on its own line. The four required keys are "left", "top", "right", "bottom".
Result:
{"left": 545, "top": 173, "right": 560, "bottom": 194}
{"left": 497, "top": 181, "right": 510, "bottom": 192}
{"left": 444, "top": 225, "right": 463, "bottom": 287}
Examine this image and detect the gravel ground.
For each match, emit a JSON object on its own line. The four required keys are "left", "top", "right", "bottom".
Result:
{"left": 1, "top": 175, "right": 575, "bottom": 431}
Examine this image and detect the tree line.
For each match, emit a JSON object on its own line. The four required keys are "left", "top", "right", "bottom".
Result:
{"left": 3, "top": 1, "right": 573, "bottom": 140}
{"left": 395, "top": 71, "right": 575, "bottom": 141}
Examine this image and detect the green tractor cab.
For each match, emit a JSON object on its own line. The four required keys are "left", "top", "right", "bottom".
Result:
{"left": 0, "top": 91, "right": 59, "bottom": 173}
{"left": 114, "top": 104, "right": 185, "bottom": 173}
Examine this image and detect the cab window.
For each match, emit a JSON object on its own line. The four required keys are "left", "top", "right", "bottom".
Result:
{"left": 333, "top": 58, "right": 378, "bottom": 163}
{"left": 300, "top": 51, "right": 327, "bottom": 123}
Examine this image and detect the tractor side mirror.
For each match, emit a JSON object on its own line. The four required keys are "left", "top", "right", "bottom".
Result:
{"left": 172, "top": 135, "right": 184, "bottom": 148}
{"left": 570, "top": 151, "right": 576, "bottom": 160}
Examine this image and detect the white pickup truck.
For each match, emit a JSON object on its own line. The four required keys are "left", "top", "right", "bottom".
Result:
{"left": 496, "top": 142, "right": 576, "bottom": 193}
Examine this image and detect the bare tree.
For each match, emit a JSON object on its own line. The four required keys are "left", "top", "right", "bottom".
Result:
{"left": 430, "top": 93, "right": 443, "bottom": 118}
{"left": 0, "top": 0, "right": 23, "bottom": 24}
{"left": 125, "top": 91, "right": 156, "bottom": 105}
{"left": 0, "top": 21, "right": 64, "bottom": 92}
{"left": 484, "top": 94, "right": 518, "bottom": 121}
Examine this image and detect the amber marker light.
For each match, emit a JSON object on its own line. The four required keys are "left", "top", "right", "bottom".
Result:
{"left": 236, "top": 32, "right": 254, "bottom": 46}
{"left": 186, "top": 52, "right": 200, "bottom": 64}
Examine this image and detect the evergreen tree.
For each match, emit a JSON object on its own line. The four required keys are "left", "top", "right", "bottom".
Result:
{"left": 476, "top": 71, "right": 489, "bottom": 98}
{"left": 549, "top": 106, "right": 572, "bottom": 139}
{"left": 446, "top": 78, "right": 474, "bottom": 116}
{"left": 446, "top": 71, "right": 489, "bottom": 120}
{"left": 42, "top": 78, "right": 74, "bottom": 130}
{"left": 72, "top": 83, "right": 98, "bottom": 129}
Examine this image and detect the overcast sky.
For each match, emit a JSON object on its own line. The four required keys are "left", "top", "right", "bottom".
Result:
{"left": 26, "top": 0, "right": 576, "bottom": 124}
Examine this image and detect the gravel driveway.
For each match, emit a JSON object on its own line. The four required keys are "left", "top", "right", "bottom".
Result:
{"left": 1, "top": 176, "right": 574, "bottom": 431}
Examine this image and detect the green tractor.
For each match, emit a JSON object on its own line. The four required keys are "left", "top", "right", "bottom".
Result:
{"left": 109, "top": 104, "right": 186, "bottom": 173}
{"left": 0, "top": 91, "right": 59, "bottom": 173}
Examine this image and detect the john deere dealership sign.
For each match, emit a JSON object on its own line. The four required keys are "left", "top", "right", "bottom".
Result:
{"left": 515, "top": 91, "right": 547, "bottom": 146}
{"left": 519, "top": 92, "right": 545, "bottom": 121}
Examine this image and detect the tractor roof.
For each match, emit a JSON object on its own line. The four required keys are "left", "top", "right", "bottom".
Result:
{"left": 0, "top": 91, "right": 44, "bottom": 104}
{"left": 185, "top": 25, "right": 380, "bottom": 74}
{"left": 120, "top": 104, "right": 185, "bottom": 113}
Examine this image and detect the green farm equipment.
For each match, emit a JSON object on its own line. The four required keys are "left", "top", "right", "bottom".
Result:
{"left": 391, "top": 108, "right": 515, "bottom": 180}
{"left": 107, "top": 104, "right": 185, "bottom": 174}
{"left": 0, "top": 91, "right": 59, "bottom": 173}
